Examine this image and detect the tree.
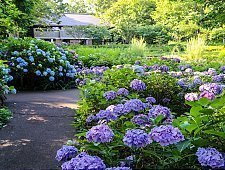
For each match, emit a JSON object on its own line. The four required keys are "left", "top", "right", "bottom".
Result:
{"left": 0, "top": 0, "right": 67, "bottom": 38}
{"left": 152, "top": 0, "right": 201, "bottom": 41}
{"left": 103, "top": 0, "right": 156, "bottom": 43}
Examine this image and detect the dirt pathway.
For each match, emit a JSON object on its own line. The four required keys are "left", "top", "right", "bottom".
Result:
{"left": 0, "top": 89, "right": 80, "bottom": 170}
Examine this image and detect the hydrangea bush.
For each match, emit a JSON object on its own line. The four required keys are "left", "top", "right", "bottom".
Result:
{"left": 0, "top": 38, "right": 82, "bottom": 90}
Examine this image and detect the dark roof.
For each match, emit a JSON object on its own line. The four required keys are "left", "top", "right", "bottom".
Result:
{"left": 45, "top": 14, "right": 102, "bottom": 26}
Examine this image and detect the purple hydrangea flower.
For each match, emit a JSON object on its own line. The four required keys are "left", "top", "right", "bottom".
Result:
{"left": 159, "top": 65, "right": 169, "bottom": 72}
{"left": 199, "top": 91, "right": 215, "bottom": 100}
{"left": 196, "top": 147, "right": 224, "bottom": 168}
{"left": 162, "top": 98, "right": 170, "bottom": 104}
{"left": 193, "top": 76, "right": 202, "bottom": 85}
{"left": 149, "top": 125, "right": 184, "bottom": 146}
{"left": 148, "top": 105, "right": 171, "bottom": 119}
{"left": 184, "top": 93, "right": 199, "bottom": 101}
{"left": 146, "top": 97, "right": 156, "bottom": 104}
{"left": 86, "top": 115, "right": 97, "bottom": 123}
{"left": 131, "top": 114, "right": 150, "bottom": 126}
{"left": 113, "top": 104, "right": 125, "bottom": 116}
{"left": 212, "top": 74, "right": 224, "bottom": 82}
{"left": 55, "top": 145, "right": 78, "bottom": 162}
{"left": 117, "top": 88, "right": 129, "bottom": 96}
{"left": 130, "top": 79, "right": 146, "bottom": 91}
{"left": 103, "top": 91, "right": 117, "bottom": 100}
{"left": 106, "top": 105, "right": 116, "bottom": 112}
{"left": 106, "top": 167, "right": 132, "bottom": 170}
{"left": 124, "top": 99, "right": 146, "bottom": 112}
{"left": 123, "top": 129, "right": 152, "bottom": 148}
{"left": 86, "top": 124, "right": 114, "bottom": 143}
{"left": 220, "top": 66, "right": 225, "bottom": 73}
{"left": 199, "top": 83, "right": 223, "bottom": 95}
{"left": 135, "top": 60, "right": 141, "bottom": 65}
{"left": 96, "top": 110, "right": 117, "bottom": 121}
{"left": 61, "top": 152, "right": 106, "bottom": 170}
{"left": 207, "top": 68, "right": 217, "bottom": 76}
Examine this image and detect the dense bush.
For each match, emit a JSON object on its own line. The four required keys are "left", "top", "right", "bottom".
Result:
{"left": 54, "top": 58, "right": 225, "bottom": 169}
{"left": 0, "top": 38, "right": 82, "bottom": 90}
{"left": 0, "top": 60, "right": 16, "bottom": 104}
{"left": 0, "top": 107, "right": 12, "bottom": 128}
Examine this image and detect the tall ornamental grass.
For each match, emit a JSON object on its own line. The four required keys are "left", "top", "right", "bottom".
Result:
{"left": 186, "top": 36, "right": 206, "bottom": 60}
{"left": 130, "top": 37, "right": 147, "bottom": 57}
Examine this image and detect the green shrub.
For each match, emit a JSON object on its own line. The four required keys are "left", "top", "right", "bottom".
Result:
{"left": 0, "top": 107, "right": 12, "bottom": 128}
{"left": 130, "top": 37, "right": 146, "bottom": 57}
{"left": 0, "top": 37, "right": 81, "bottom": 90}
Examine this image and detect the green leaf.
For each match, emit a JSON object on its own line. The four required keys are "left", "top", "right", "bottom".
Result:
{"left": 204, "top": 130, "right": 225, "bottom": 138}
{"left": 176, "top": 140, "right": 191, "bottom": 152}
{"left": 190, "top": 106, "right": 202, "bottom": 117}
{"left": 197, "top": 98, "right": 210, "bottom": 106}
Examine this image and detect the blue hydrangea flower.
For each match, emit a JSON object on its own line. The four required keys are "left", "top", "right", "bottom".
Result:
{"left": 220, "top": 66, "right": 225, "bottom": 73}
{"left": 123, "top": 129, "right": 152, "bottom": 148}
{"left": 146, "top": 97, "right": 156, "bottom": 104}
{"left": 59, "top": 72, "right": 64, "bottom": 77}
{"left": 130, "top": 79, "right": 146, "bottom": 91}
{"left": 61, "top": 152, "right": 106, "bottom": 170}
{"left": 96, "top": 110, "right": 117, "bottom": 121}
{"left": 46, "top": 68, "right": 51, "bottom": 73}
{"left": 184, "top": 93, "right": 199, "bottom": 101}
{"left": 113, "top": 104, "right": 125, "bottom": 116}
{"left": 35, "top": 70, "right": 41, "bottom": 76}
{"left": 48, "top": 58, "right": 54, "bottom": 63}
{"left": 86, "top": 124, "right": 114, "bottom": 143}
{"left": 193, "top": 77, "right": 202, "bottom": 85}
{"left": 149, "top": 125, "right": 184, "bottom": 146}
{"left": 23, "top": 69, "right": 28, "bottom": 73}
{"left": 49, "top": 76, "right": 55, "bottom": 81}
{"left": 131, "top": 114, "right": 150, "bottom": 126}
{"left": 86, "top": 115, "right": 96, "bottom": 123}
{"left": 50, "top": 71, "right": 55, "bottom": 76}
{"left": 159, "top": 65, "right": 169, "bottom": 72}
{"left": 117, "top": 88, "right": 129, "bottom": 96}
{"left": 212, "top": 74, "right": 224, "bottom": 82}
{"left": 199, "top": 83, "right": 223, "bottom": 95}
{"left": 29, "top": 56, "right": 34, "bottom": 62}
{"left": 124, "top": 99, "right": 145, "bottom": 112}
{"left": 196, "top": 147, "right": 224, "bottom": 168}
{"left": 55, "top": 145, "right": 78, "bottom": 162}
{"left": 43, "top": 71, "right": 48, "bottom": 76}
{"left": 11, "top": 88, "right": 17, "bottom": 94}
{"left": 106, "top": 167, "right": 132, "bottom": 170}
{"left": 103, "top": 91, "right": 117, "bottom": 101}
{"left": 148, "top": 105, "right": 171, "bottom": 120}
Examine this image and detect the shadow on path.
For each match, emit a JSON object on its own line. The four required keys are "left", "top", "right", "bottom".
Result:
{"left": 0, "top": 89, "right": 80, "bottom": 170}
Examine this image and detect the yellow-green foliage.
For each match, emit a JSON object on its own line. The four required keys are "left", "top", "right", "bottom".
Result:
{"left": 186, "top": 36, "right": 206, "bottom": 60}
{"left": 130, "top": 37, "right": 147, "bottom": 57}
{"left": 219, "top": 49, "right": 225, "bottom": 58}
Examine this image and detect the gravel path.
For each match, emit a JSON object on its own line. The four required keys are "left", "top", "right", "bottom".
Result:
{"left": 0, "top": 89, "right": 80, "bottom": 170}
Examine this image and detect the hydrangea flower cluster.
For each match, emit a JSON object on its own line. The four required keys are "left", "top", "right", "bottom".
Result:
{"left": 148, "top": 105, "right": 171, "bottom": 121}
{"left": 123, "top": 129, "right": 152, "bottom": 148}
{"left": 146, "top": 97, "right": 156, "bottom": 104}
{"left": 184, "top": 93, "right": 199, "bottom": 101}
{"left": 117, "top": 88, "right": 129, "bottom": 96}
{"left": 106, "top": 167, "right": 132, "bottom": 170}
{"left": 149, "top": 125, "right": 184, "bottom": 146}
{"left": 61, "top": 152, "right": 106, "bottom": 170}
{"left": 55, "top": 145, "right": 78, "bottom": 162}
{"left": 196, "top": 147, "right": 224, "bottom": 168}
{"left": 96, "top": 110, "right": 118, "bottom": 121}
{"left": 199, "top": 83, "right": 223, "bottom": 95}
{"left": 0, "top": 62, "right": 16, "bottom": 95}
{"left": 131, "top": 114, "right": 150, "bottom": 126}
{"left": 130, "top": 79, "right": 146, "bottom": 91}
{"left": 104, "top": 91, "right": 117, "bottom": 100}
{"left": 124, "top": 99, "right": 146, "bottom": 112}
{"left": 86, "top": 124, "right": 114, "bottom": 143}
{"left": 2, "top": 39, "right": 82, "bottom": 89}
